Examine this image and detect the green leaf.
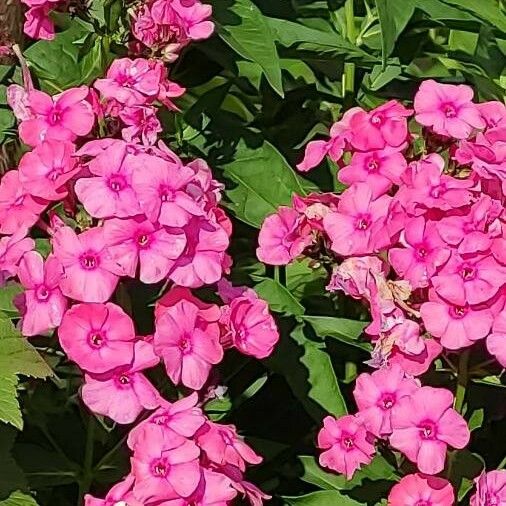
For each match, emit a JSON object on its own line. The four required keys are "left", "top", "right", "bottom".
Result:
{"left": 303, "top": 316, "right": 370, "bottom": 351}
{"left": 299, "top": 456, "right": 348, "bottom": 490}
{"left": 283, "top": 490, "right": 365, "bottom": 505}
{"left": 0, "top": 318, "right": 53, "bottom": 379}
{"left": 253, "top": 278, "right": 305, "bottom": 316}
{"left": 213, "top": 0, "right": 283, "bottom": 96}
{"left": 265, "top": 325, "right": 347, "bottom": 421}
{"left": 0, "top": 492, "right": 38, "bottom": 506}
{"left": 438, "top": 0, "right": 506, "bottom": 33}
{"left": 468, "top": 408, "right": 484, "bottom": 432}
{"left": 0, "top": 427, "right": 27, "bottom": 497}
{"left": 222, "top": 140, "right": 316, "bottom": 228}
{"left": 0, "top": 284, "right": 23, "bottom": 316}
{"left": 375, "top": 0, "right": 415, "bottom": 67}
{"left": 0, "top": 375, "right": 22, "bottom": 430}
{"left": 365, "top": 62, "right": 403, "bottom": 91}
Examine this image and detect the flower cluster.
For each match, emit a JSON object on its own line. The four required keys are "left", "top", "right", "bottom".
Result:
{"left": 257, "top": 80, "right": 506, "bottom": 500}
{"left": 21, "top": 0, "right": 65, "bottom": 40}
{"left": 3, "top": 47, "right": 277, "bottom": 504}
{"left": 84, "top": 393, "right": 269, "bottom": 506}
{"left": 130, "top": 0, "right": 214, "bottom": 61}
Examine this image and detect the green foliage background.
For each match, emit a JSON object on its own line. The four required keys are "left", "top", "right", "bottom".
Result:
{"left": 0, "top": 1, "right": 505, "bottom": 504}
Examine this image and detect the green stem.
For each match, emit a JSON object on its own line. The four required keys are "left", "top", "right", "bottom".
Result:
{"left": 454, "top": 349, "right": 470, "bottom": 414}
{"left": 342, "top": 0, "right": 356, "bottom": 108}
{"left": 78, "top": 415, "right": 96, "bottom": 506}
{"left": 276, "top": 265, "right": 287, "bottom": 287}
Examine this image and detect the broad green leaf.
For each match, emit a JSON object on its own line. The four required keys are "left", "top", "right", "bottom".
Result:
{"left": 286, "top": 259, "right": 327, "bottom": 300}
{"left": 0, "top": 492, "right": 38, "bottom": 506}
{"left": 213, "top": 0, "right": 283, "bottom": 96}
{"left": 253, "top": 278, "right": 305, "bottom": 316}
{"left": 265, "top": 325, "right": 347, "bottom": 421}
{"left": 366, "top": 63, "right": 403, "bottom": 91}
{"left": 0, "top": 375, "right": 21, "bottom": 430}
{"left": 283, "top": 490, "right": 365, "bottom": 505}
{"left": 439, "top": 0, "right": 506, "bottom": 33}
{"left": 0, "top": 109, "right": 14, "bottom": 132}
{"left": 375, "top": 0, "right": 415, "bottom": 66}
{"left": 303, "top": 316, "right": 370, "bottom": 351}
{"left": 222, "top": 140, "right": 316, "bottom": 228}
{"left": 468, "top": 408, "right": 484, "bottom": 432}
{"left": 0, "top": 284, "right": 23, "bottom": 316}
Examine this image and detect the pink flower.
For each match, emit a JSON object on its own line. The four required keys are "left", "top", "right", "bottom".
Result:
{"left": 389, "top": 339, "right": 443, "bottom": 377}
{"left": 353, "top": 365, "right": 419, "bottom": 438}
{"left": 431, "top": 253, "right": 506, "bottom": 305}
{"left": 421, "top": 291, "right": 494, "bottom": 350}
{"left": 414, "top": 80, "right": 485, "bottom": 139}
{"left": 338, "top": 147, "right": 407, "bottom": 195}
{"left": 18, "top": 140, "right": 79, "bottom": 200}
{"left": 120, "top": 105, "right": 162, "bottom": 145}
{"left": 103, "top": 216, "right": 186, "bottom": 283}
{"left": 52, "top": 226, "right": 121, "bottom": 302}
{"left": 94, "top": 58, "right": 162, "bottom": 106}
{"left": 478, "top": 101, "right": 506, "bottom": 129}
{"left": 85, "top": 474, "right": 143, "bottom": 506}
{"left": 131, "top": 424, "right": 201, "bottom": 502}
{"left": 389, "top": 217, "right": 450, "bottom": 289}
{"left": 19, "top": 87, "right": 95, "bottom": 146}
{"left": 127, "top": 392, "right": 205, "bottom": 450}
{"left": 388, "top": 473, "right": 455, "bottom": 506}
{"left": 17, "top": 251, "right": 67, "bottom": 337}
{"left": 349, "top": 100, "right": 411, "bottom": 151}
{"left": 154, "top": 294, "right": 223, "bottom": 390}
{"left": 24, "top": 5, "right": 56, "bottom": 40}
{"left": 222, "top": 293, "right": 279, "bottom": 359}
{"left": 470, "top": 470, "right": 506, "bottom": 506}
{"left": 323, "top": 183, "right": 392, "bottom": 256}
{"left": 196, "top": 421, "right": 262, "bottom": 471}
{"left": 390, "top": 386, "right": 470, "bottom": 474}
{"left": 168, "top": 216, "right": 230, "bottom": 288}
{"left": 74, "top": 142, "right": 142, "bottom": 219}
{"left": 256, "top": 207, "right": 312, "bottom": 265}
{"left": 317, "top": 415, "right": 376, "bottom": 479}
{"left": 82, "top": 341, "right": 160, "bottom": 424}
{"left": 131, "top": 154, "right": 203, "bottom": 227}
{"left": 58, "top": 302, "right": 136, "bottom": 373}
{"left": 0, "top": 170, "right": 47, "bottom": 235}
{"left": 487, "top": 308, "right": 506, "bottom": 367}
{"left": 0, "top": 231, "right": 35, "bottom": 284}
{"left": 184, "top": 469, "right": 238, "bottom": 506}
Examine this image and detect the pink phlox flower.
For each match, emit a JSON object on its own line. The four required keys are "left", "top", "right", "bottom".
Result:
{"left": 7, "top": 84, "right": 34, "bottom": 122}
{"left": 414, "top": 79, "right": 485, "bottom": 139}
{"left": 154, "top": 292, "right": 223, "bottom": 390}
{"left": 19, "top": 86, "right": 95, "bottom": 146}
{"left": 75, "top": 141, "right": 142, "bottom": 218}
{"left": 0, "top": 231, "right": 35, "bottom": 284}
{"left": 52, "top": 225, "right": 121, "bottom": 302}
{"left": 338, "top": 146, "right": 407, "bottom": 195}
{"left": 256, "top": 206, "right": 312, "bottom": 265}
{"left": 23, "top": 4, "right": 57, "bottom": 40}
{"left": 470, "top": 470, "right": 506, "bottom": 506}
{"left": 84, "top": 474, "right": 143, "bottom": 506}
{"left": 323, "top": 183, "right": 392, "bottom": 256}
{"left": 348, "top": 100, "right": 412, "bottom": 151}
{"left": 317, "top": 414, "right": 376, "bottom": 479}
{"left": 18, "top": 140, "right": 79, "bottom": 200}
{"left": 389, "top": 216, "right": 451, "bottom": 289}
{"left": 292, "top": 192, "right": 340, "bottom": 231}
{"left": 127, "top": 392, "right": 206, "bottom": 450}
{"left": 17, "top": 251, "right": 67, "bottom": 337}
{"left": 103, "top": 215, "right": 186, "bottom": 283}
{"left": 390, "top": 386, "right": 470, "bottom": 475}
{"left": 58, "top": 302, "right": 136, "bottom": 373}
{"left": 354, "top": 365, "right": 419, "bottom": 438}
{"left": 388, "top": 473, "right": 455, "bottom": 506}
{"left": 0, "top": 170, "right": 48, "bottom": 234}
{"left": 131, "top": 424, "right": 201, "bottom": 502}
{"left": 120, "top": 105, "right": 162, "bottom": 145}
{"left": 82, "top": 340, "right": 160, "bottom": 424}
{"left": 388, "top": 338, "right": 443, "bottom": 377}
{"left": 478, "top": 101, "right": 506, "bottom": 129}
{"left": 196, "top": 422, "right": 262, "bottom": 471}
{"left": 94, "top": 57, "right": 162, "bottom": 106}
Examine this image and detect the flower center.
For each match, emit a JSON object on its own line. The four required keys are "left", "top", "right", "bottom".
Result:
{"left": 108, "top": 175, "right": 126, "bottom": 192}
{"left": 14, "top": 195, "right": 25, "bottom": 207}
{"left": 419, "top": 421, "right": 437, "bottom": 440}
{"left": 452, "top": 305, "right": 467, "bottom": 319}
{"left": 48, "top": 109, "right": 61, "bottom": 125}
{"left": 117, "top": 374, "right": 130, "bottom": 385}
{"left": 136, "top": 233, "right": 150, "bottom": 248}
{"left": 48, "top": 167, "right": 63, "bottom": 181}
{"left": 152, "top": 459, "right": 169, "bottom": 477}
{"left": 88, "top": 332, "right": 105, "bottom": 348}
{"left": 367, "top": 159, "right": 379, "bottom": 172}
{"left": 160, "top": 186, "right": 175, "bottom": 202}
{"left": 430, "top": 185, "right": 445, "bottom": 198}
{"left": 460, "top": 265, "right": 476, "bottom": 280}
{"left": 178, "top": 335, "right": 192, "bottom": 353}
{"left": 35, "top": 284, "right": 50, "bottom": 301}
{"left": 342, "top": 435, "right": 355, "bottom": 450}
{"left": 415, "top": 245, "right": 429, "bottom": 259}
{"left": 355, "top": 215, "right": 371, "bottom": 231}
{"left": 80, "top": 252, "right": 99, "bottom": 270}
{"left": 485, "top": 493, "right": 500, "bottom": 506}
{"left": 380, "top": 394, "right": 395, "bottom": 410}
{"left": 371, "top": 113, "right": 383, "bottom": 125}
{"left": 443, "top": 104, "right": 457, "bottom": 118}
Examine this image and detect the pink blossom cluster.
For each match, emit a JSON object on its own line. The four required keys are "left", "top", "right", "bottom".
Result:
{"left": 84, "top": 392, "right": 270, "bottom": 505}
{"left": 318, "top": 366, "right": 469, "bottom": 480}
{"left": 2, "top": 53, "right": 278, "bottom": 504}
{"left": 258, "top": 80, "right": 506, "bottom": 371}
{"left": 21, "top": 0, "right": 65, "bottom": 40}
{"left": 257, "top": 80, "right": 506, "bottom": 501}
{"left": 130, "top": 0, "right": 215, "bottom": 61}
